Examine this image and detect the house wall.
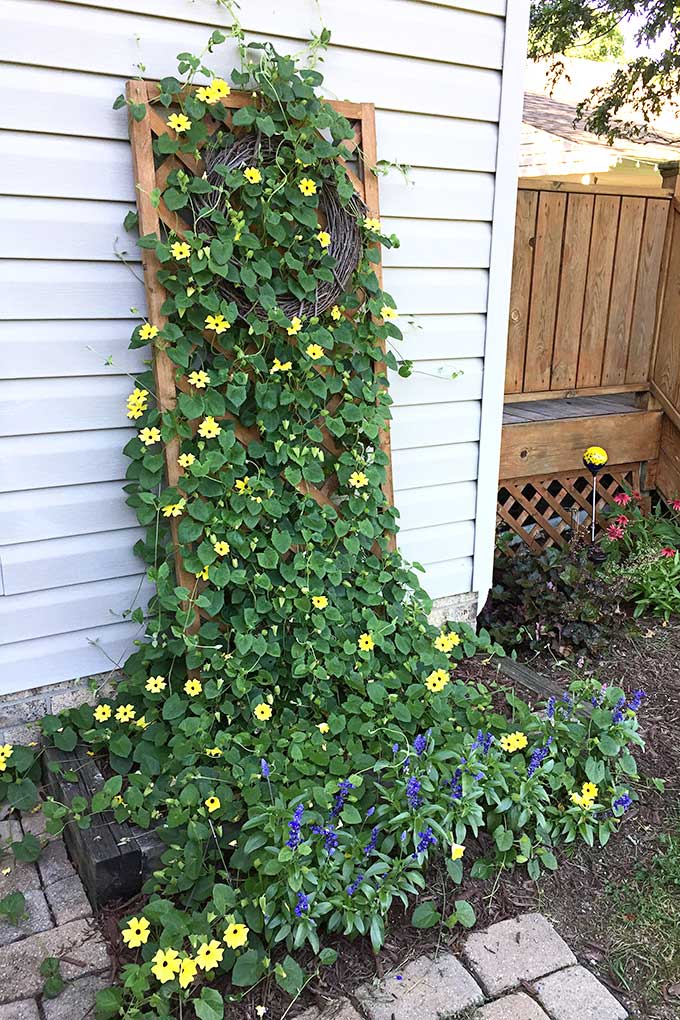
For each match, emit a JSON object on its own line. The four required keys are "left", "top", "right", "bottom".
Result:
{"left": 0, "top": 0, "right": 527, "bottom": 695}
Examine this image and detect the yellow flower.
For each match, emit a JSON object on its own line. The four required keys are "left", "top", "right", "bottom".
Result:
{"left": 184, "top": 678, "right": 203, "bottom": 697}
{"left": 178, "top": 956, "right": 199, "bottom": 988}
{"left": 330, "top": 305, "right": 343, "bottom": 320}
{"left": 178, "top": 453, "right": 195, "bottom": 468}
{"left": 254, "top": 703, "right": 272, "bottom": 722}
{"left": 583, "top": 445, "right": 608, "bottom": 467}
{"left": 317, "top": 722, "right": 330, "bottom": 734}
{"left": 224, "top": 922, "right": 249, "bottom": 949}
{"left": 244, "top": 167, "right": 263, "bottom": 184}
{"left": 234, "top": 477, "right": 251, "bottom": 494}
{"left": 570, "top": 792, "right": 595, "bottom": 809}
{"left": 167, "top": 112, "right": 191, "bottom": 133}
{"left": 196, "top": 565, "right": 210, "bottom": 581}
{"left": 198, "top": 416, "right": 221, "bottom": 438}
{"left": 358, "top": 632, "right": 375, "bottom": 652}
{"left": 139, "top": 426, "right": 160, "bottom": 446}
{"left": 126, "top": 388, "right": 148, "bottom": 420}
{"left": 170, "top": 241, "right": 191, "bottom": 261}
{"left": 364, "top": 217, "right": 381, "bottom": 232}
{"left": 188, "top": 370, "right": 211, "bottom": 390}
{"left": 499, "top": 731, "right": 528, "bottom": 753}
{"left": 380, "top": 305, "right": 398, "bottom": 321}
{"left": 0, "top": 759, "right": 6, "bottom": 773}
{"left": 316, "top": 230, "right": 331, "bottom": 248}
{"left": 205, "top": 314, "right": 230, "bottom": 334}
{"left": 287, "top": 316, "right": 303, "bottom": 336}
{"left": 205, "top": 746, "right": 222, "bottom": 758}
{"left": 115, "top": 704, "right": 136, "bottom": 723}
{"left": 582, "top": 782, "right": 599, "bottom": 800}
{"left": 312, "top": 595, "right": 328, "bottom": 609}
{"left": 138, "top": 324, "right": 158, "bottom": 341}
{"left": 135, "top": 715, "right": 149, "bottom": 729}
{"left": 0, "top": 746, "right": 12, "bottom": 760}
{"left": 112, "top": 794, "right": 124, "bottom": 807}
{"left": 435, "top": 631, "right": 461, "bottom": 654}
{"left": 451, "top": 842, "right": 466, "bottom": 861}
{"left": 349, "top": 471, "right": 368, "bottom": 489}
{"left": 204, "top": 796, "right": 221, "bottom": 814}
{"left": 145, "top": 675, "right": 166, "bottom": 694}
{"left": 162, "top": 503, "right": 183, "bottom": 518}
{"left": 93, "top": 704, "right": 112, "bottom": 723}
{"left": 196, "top": 85, "right": 218, "bottom": 105}
{"left": 305, "top": 343, "right": 324, "bottom": 360}
{"left": 270, "top": 357, "right": 292, "bottom": 374}
{"left": 298, "top": 177, "right": 317, "bottom": 196}
{"left": 213, "top": 541, "right": 230, "bottom": 556}
{"left": 211, "top": 78, "right": 230, "bottom": 97}
{"left": 151, "top": 947, "right": 182, "bottom": 983}
{"left": 196, "top": 939, "right": 224, "bottom": 971}
{"left": 424, "top": 669, "right": 449, "bottom": 693}
{"left": 122, "top": 916, "right": 150, "bottom": 949}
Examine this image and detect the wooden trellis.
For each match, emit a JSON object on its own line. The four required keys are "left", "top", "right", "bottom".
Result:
{"left": 126, "top": 80, "right": 395, "bottom": 609}
{"left": 497, "top": 464, "right": 645, "bottom": 553}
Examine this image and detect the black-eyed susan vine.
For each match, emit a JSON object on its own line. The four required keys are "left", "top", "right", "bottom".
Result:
{"left": 0, "top": 35, "right": 647, "bottom": 1020}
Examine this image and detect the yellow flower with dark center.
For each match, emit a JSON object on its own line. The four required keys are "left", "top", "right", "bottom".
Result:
{"left": 305, "top": 343, "right": 324, "bottom": 360}
{"left": 205, "top": 746, "right": 222, "bottom": 758}
{"left": 135, "top": 715, "right": 150, "bottom": 729}
{"left": 122, "top": 915, "right": 150, "bottom": 949}
{"left": 582, "top": 782, "right": 599, "bottom": 800}
{"left": 196, "top": 565, "right": 209, "bottom": 581}
{"left": 213, "top": 541, "right": 230, "bottom": 556}
{"left": 167, "top": 112, "right": 191, "bottom": 133}
{"left": 184, "top": 678, "right": 202, "bottom": 697}
{"left": 380, "top": 305, "right": 398, "bottom": 321}
{"left": 145, "top": 675, "right": 166, "bottom": 694}
{"left": 178, "top": 956, "right": 198, "bottom": 988}
{"left": 126, "top": 388, "right": 148, "bottom": 419}
{"left": 287, "top": 316, "right": 303, "bottom": 335}
{"left": 316, "top": 230, "right": 331, "bottom": 248}
{"left": 196, "top": 939, "right": 224, "bottom": 971}
{"left": 298, "top": 177, "right": 317, "bottom": 196}
{"left": 358, "top": 632, "right": 375, "bottom": 652}
{"left": 115, "top": 704, "right": 136, "bottom": 723}
{"left": 330, "top": 305, "right": 343, "bottom": 320}
{"left": 205, "top": 314, "right": 230, "bottom": 334}
{"left": 435, "top": 631, "right": 461, "bottom": 654}
{"left": 196, "top": 85, "right": 219, "bottom": 105}
{"left": 244, "top": 167, "right": 262, "bottom": 184}
{"left": 270, "top": 358, "right": 292, "bottom": 374}
{"left": 139, "top": 324, "right": 158, "bottom": 341}
{"left": 198, "top": 415, "right": 221, "bottom": 438}
{"left": 312, "top": 595, "right": 328, "bottom": 609}
{"left": 162, "top": 503, "right": 183, "bottom": 518}
{"left": 364, "top": 217, "right": 381, "bottom": 232}
{"left": 204, "top": 796, "right": 221, "bottom": 814}
{"left": 224, "top": 923, "right": 249, "bottom": 949}
{"left": 317, "top": 722, "right": 330, "bottom": 734}
{"left": 151, "top": 947, "right": 182, "bottom": 983}
{"left": 424, "top": 669, "right": 449, "bottom": 693}
{"left": 570, "top": 792, "right": 595, "bottom": 809}
{"left": 178, "top": 453, "right": 195, "bottom": 468}
{"left": 170, "top": 241, "right": 191, "bottom": 261}
{"left": 499, "top": 731, "right": 528, "bottom": 753}
{"left": 188, "top": 369, "right": 211, "bottom": 388}
{"left": 254, "top": 703, "right": 272, "bottom": 722}
{"left": 211, "top": 78, "right": 230, "bottom": 97}
{"left": 234, "top": 477, "right": 251, "bottom": 494}
{"left": 348, "top": 471, "right": 368, "bottom": 489}
{"left": 112, "top": 794, "right": 124, "bottom": 807}
{"left": 93, "top": 704, "right": 112, "bottom": 723}
{"left": 451, "top": 842, "right": 465, "bottom": 861}
{"left": 139, "top": 426, "right": 161, "bottom": 446}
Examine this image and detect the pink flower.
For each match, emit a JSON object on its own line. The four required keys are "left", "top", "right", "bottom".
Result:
{"left": 670, "top": 499, "right": 680, "bottom": 511}
{"left": 615, "top": 514, "right": 629, "bottom": 526}
{"left": 607, "top": 524, "right": 625, "bottom": 540}
{"left": 660, "top": 547, "right": 677, "bottom": 558}
{"left": 613, "top": 493, "right": 631, "bottom": 507}
{"left": 631, "top": 491, "right": 641, "bottom": 499}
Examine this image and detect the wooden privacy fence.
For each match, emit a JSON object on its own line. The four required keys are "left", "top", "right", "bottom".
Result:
{"left": 506, "top": 180, "right": 671, "bottom": 400}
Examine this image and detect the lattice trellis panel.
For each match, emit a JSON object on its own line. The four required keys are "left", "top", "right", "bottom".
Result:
{"left": 126, "top": 80, "right": 395, "bottom": 615}
{"left": 497, "top": 464, "right": 645, "bottom": 553}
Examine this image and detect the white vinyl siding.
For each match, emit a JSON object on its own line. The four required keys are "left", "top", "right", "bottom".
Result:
{"left": 0, "top": 0, "right": 524, "bottom": 693}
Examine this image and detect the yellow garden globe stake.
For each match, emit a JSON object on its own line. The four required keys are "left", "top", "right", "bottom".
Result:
{"left": 583, "top": 446, "right": 609, "bottom": 544}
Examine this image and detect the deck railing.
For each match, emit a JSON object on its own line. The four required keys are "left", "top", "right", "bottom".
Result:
{"left": 505, "top": 179, "right": 672, "bottom": 401}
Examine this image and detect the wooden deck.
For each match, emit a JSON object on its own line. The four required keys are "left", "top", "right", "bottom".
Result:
{"left": 502, "top": 392, "right": 642, "bottom": 425}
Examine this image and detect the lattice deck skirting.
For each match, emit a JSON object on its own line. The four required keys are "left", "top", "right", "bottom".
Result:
{"left": 497, "top": 463, "right": 645, "bottom": 553}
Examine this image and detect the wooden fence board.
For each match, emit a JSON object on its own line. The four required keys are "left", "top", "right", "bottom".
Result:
{"left": 505, "top": 190, "right": 537, "bottom": 393}
{"left": 551, "top": 193, "right": 593, "bottom": 391}
{"left": 602, "top": 197, "right": 645, "bottom": 386}
{"left": 576, "top": 195, "right": 620, "bottom": 388}
{"left": 627, "top": 198, "right": 669, "bottom": 384}
{"left": 523, "top": 192, "right": 566, "bottom": 392}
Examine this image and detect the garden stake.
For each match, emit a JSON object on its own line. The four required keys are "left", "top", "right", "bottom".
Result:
{"left": 583, "top": 445, "right": 609, "bottom": 552}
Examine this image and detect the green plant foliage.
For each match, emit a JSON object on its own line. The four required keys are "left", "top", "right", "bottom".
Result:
{"left": 0, "top": 36, "right": 649, "bottom": 1020}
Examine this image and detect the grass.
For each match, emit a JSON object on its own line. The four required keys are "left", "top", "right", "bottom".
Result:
{"left": 605, "top": 815, "right": 680, "bottom": 1005}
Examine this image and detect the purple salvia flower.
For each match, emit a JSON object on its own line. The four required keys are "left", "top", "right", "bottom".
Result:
{"left": 286, "top": 803, "right": 304, "bottom": 849}
{"left": 366, "top": 806, "right": 375, "bottom": 818}
{"left": 261, "top": 758, "right": 270, "bottom": 779}
{"left": 330, "top": 779, "right": 354, "bottom": 818}
{"left": 628, "top": 689, "right": 646, "bottom": 712}
{"left": 406, "top": 776, "right": 421, "bottom": 808}
{"left": 294, "top": 891, "right": 309, "bottom": 916}
{"left": 311, "top": 824, "right": 338, "bottom": 855}
{"left": 527, "top": 736, "right": 553, "bottom": 778}
{"left": 413, "top": 826, "right": 437, "bottom": 855}
{"left": 347, "top": 873, "right": 364, "bottom": 896}
{"left": 612, "top": 696, "right": 626, "bottom": 724}
{"left": 613, "top": 793, "right": 633, "bottom": 814}
{"left": 414, "top": 733, "right": 427, "bottom": 756}
{"left": 363, "top": 825, "right": 379, "bottom": 856}
{"left": 546, "top": 697, "right": 556, "bottom": 720}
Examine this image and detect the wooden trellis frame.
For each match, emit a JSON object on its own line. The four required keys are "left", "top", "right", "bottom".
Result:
{"left": 126, "top": 80, "right": 396, "bottom": 608}
{"left": 497, "top": 464, "right": 645, "bottom": 553}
